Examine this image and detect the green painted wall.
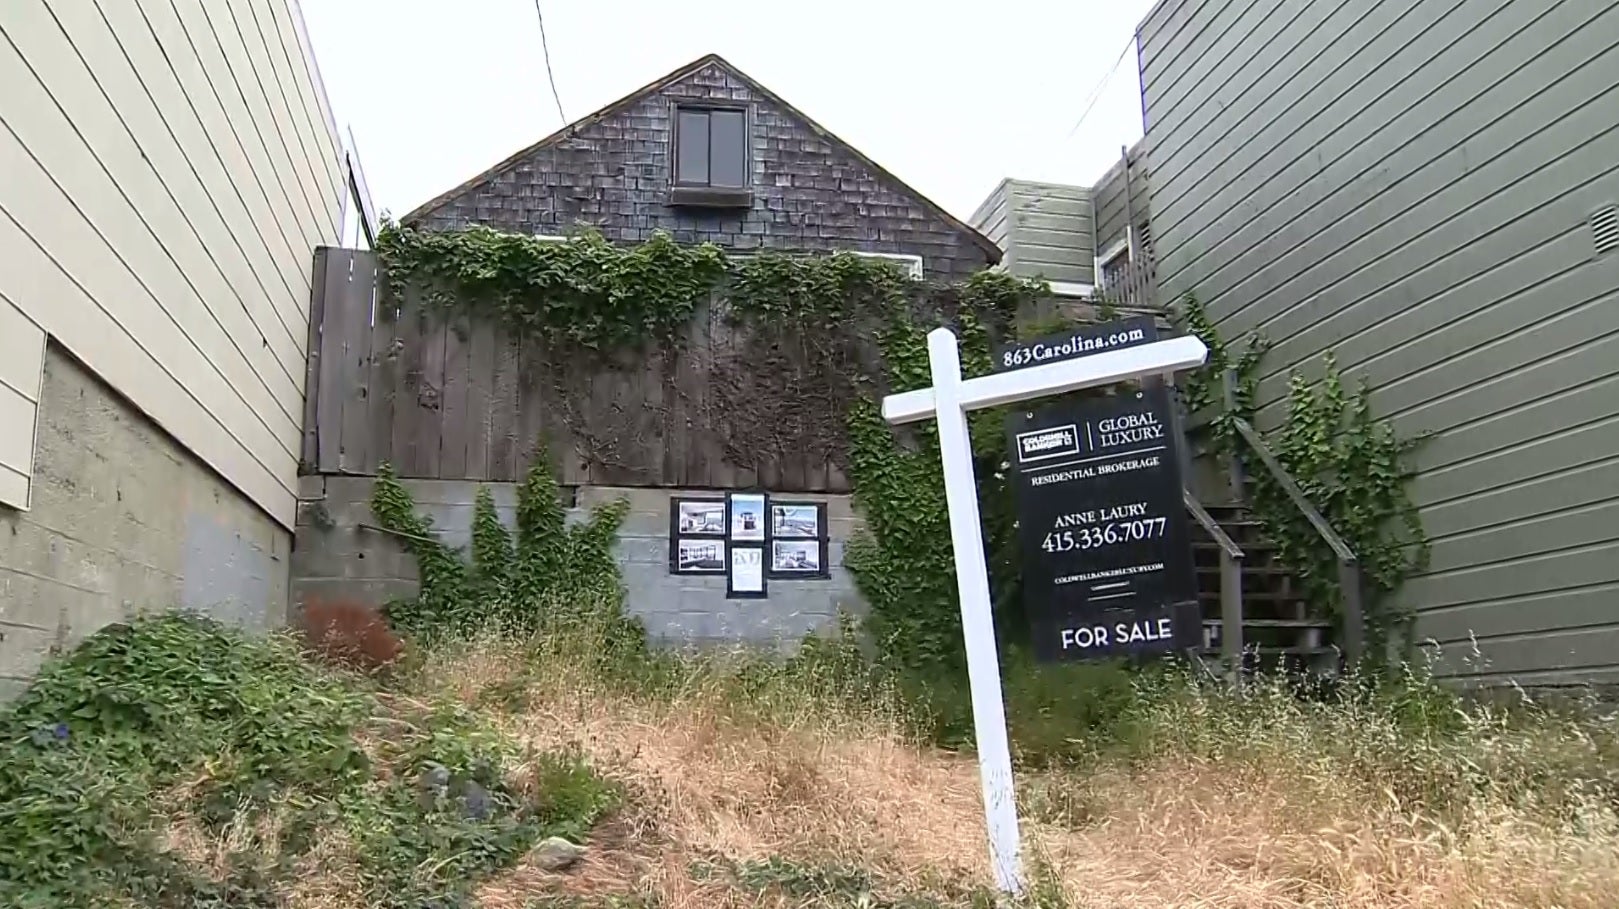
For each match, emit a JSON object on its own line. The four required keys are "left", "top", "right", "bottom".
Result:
{"left": 1139, "top": 0, "right": 1619, "bottom": 685}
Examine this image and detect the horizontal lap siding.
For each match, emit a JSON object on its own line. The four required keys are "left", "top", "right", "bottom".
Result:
{"left": 0, "top": 0, "right": 342, "bottom": 528}
{"left": 1004, "top": 182, "right": 1095, "bottom": 286}
{"left": 0, "top": 299, "right": 45, "bottom": 509}
{"left": 1091, "top": 145, "right": 1148, "bottom": 258}
{"left": 969, "top": 180, "right": 1011, "bottom": 250}
{"left": 1140, "top": 0, "right": 1619, "bottom": 683}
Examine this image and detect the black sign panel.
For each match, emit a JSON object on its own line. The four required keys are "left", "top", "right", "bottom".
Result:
{"left": 993, "top": 315, "right": 1159, "bottom": 374}
{"left": 1006, "top": 385, "right": 1199, "bottom": 662}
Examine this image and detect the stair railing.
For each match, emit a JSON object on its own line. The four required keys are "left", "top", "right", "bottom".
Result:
{"left": 1183, "top": 488, "right": 1245, "bottom": 678}
{"left": 1221, "top": 371, "right": 1365, "bottom": 664}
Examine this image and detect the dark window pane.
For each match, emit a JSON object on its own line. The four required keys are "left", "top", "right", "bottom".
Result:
{"left": 677, "top": 109, "right": 709, "bottom": 185}
{"left": 709, "top": 109, "right": 747, "bottom": 187}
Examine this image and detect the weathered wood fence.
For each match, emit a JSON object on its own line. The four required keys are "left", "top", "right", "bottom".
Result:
{"left": 303, "top": 247, "right": 873, "bottom": 492}
{"left": 303, "top": 247, "right": 1171, "bottom": 493}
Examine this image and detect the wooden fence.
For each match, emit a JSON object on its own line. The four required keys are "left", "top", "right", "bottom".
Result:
{"left": 303, "top": 248, "right": 1173, "bottom": 493}
{"left": 304, "top": 247, "right": 882, "bottom": 492}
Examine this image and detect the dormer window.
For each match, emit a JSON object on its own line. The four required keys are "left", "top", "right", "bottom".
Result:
{"left": 672, "top": 105, "right": 751, "bottom": 207}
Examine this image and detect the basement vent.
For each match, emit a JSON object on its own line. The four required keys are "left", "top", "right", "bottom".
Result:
{"left": 1594, "top": 205, "right": 1619, "bottom": 256}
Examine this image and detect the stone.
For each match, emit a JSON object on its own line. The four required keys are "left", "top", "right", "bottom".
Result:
{"left": 415, "top": 761, "right": 450, "bottom": 811}
{"left": 456, "top": 778, "right": 493, "bottom": 821}
{"left": 531, "top": 836, "right": 586, "bottom": 872}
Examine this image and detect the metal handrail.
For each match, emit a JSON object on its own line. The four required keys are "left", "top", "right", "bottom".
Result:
{"left": 1184, "top": 488, "right": 1246, "bottom": 677}
{"left": 1221, "top": 370, "right": 1365, "bottom": 664}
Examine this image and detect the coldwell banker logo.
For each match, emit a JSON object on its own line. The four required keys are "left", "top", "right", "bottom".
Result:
{"left": 1015, "top": 425, "right": 1081, "bottom": 463}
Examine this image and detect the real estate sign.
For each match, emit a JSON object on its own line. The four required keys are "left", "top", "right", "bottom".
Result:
{"left": 1005, "top": 381, "right": 1199, "bottom": 662}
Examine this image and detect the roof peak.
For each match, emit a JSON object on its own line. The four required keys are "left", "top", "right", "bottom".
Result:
{"left": 401, "top": 54, "right": 1000, "bottom": 262}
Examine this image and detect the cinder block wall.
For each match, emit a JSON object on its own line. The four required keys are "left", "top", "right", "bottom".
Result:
{"left": 291, "top": 477, "right": 867, "bottom": 649}
{"left": 0, "top": 349, "right": 289, "bottom": 699}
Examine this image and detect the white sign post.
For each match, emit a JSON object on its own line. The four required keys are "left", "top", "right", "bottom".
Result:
{"left": 881, "top": 328, "right": 1209, "bottom": 895}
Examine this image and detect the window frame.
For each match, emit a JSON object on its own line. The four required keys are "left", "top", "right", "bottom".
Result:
{"left": 669, "top": 102, "right": 753, "bottom": 207}
{"left": 1094, "top": 236, "right": 1131, "bottom": 290}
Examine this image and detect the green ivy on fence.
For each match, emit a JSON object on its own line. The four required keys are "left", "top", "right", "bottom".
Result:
{"left": 374, "top": 222, "right": 1054, "bottom": 669}
{"left": 368, "top": 453, "right": 634, "bottom": 643}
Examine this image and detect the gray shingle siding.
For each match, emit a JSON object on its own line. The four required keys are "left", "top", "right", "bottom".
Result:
{"left": 1140, "top": 0, "right": 1619, "bottom": 685}
{"left": 409, "top": 61, "right": 995, "bottom": 281}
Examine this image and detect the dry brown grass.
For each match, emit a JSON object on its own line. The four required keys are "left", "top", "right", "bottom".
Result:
{"left": 393, "top": 629, "right": 1619, "bottom": 909}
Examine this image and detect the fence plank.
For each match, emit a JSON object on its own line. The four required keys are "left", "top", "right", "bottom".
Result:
{"left": 515, "top": 342, "right": 547, "bottom": 480}
{"left": 414, "top": 317, "right": 448, "bottom": 478}
{"left": 364, "top": 255, "right": 398, "bottom": 473}
{"left": 485, "top": 328, "right": 518, "bottom": 479}
{"left": 301, "top": 249, "right": 330, "bottom": 472}
{"left": 465, "top": 322, "right": 497, "bottom": 481}
{"left": 390, "top": 306, "right": 424, "bottom": 474}
{"left": 315, "top": 249, "right": 353, "bottom": 473}
{"left": 440, "top": 322, "right": 471, "bottom": 479}
{"left": 338, "top": 252, "right": 374, "bottom": 473}
{"left": 685, "top": 299, "right": 716, "bottom": 488}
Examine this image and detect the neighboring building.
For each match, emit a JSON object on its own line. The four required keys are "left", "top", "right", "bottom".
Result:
{"left": 967, "top": 146, "right": 1155, "bottom": 308}
{"left": 1137, "top": 0, "right": 1619, "bottom": 684}
{"left": 1089, "top": 142, "right": 1152, "bottom": 292}
{"left": 403, "top": 54, "right": 1002, "bottom": 281}
{"left": 0, "top": 0, "right": 371, "bottom": 694}
{"left": 969, "top": 179, "right": 1096, "bottom": 295}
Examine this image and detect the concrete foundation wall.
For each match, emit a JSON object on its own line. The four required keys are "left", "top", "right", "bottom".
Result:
{"left": 0, "top": 348, "right": 290, "bottom": 699}
{"left": 291, "top": 476, "right": 867, "bottom": 649}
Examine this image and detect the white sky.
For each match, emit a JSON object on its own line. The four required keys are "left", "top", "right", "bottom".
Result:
{"left": 300, "top": 0, "right": 1158, "bottom": 224}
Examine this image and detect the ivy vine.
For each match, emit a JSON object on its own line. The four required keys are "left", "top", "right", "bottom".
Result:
{"left": 374, "top": 222, "right": 1042, "bottom": 483}
{"left": 1174, "top": 294, "right": 1430, "bottom": 657}
{"left": 369, "top": 452, "right": 636, "bottom": 644}
{"left": 373, "top": 222, "right": 1059, "bottom": 671}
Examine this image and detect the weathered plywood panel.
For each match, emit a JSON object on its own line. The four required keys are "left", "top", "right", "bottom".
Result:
{"left": 1140, "top": 0, "right": 1619, "bottom": 682}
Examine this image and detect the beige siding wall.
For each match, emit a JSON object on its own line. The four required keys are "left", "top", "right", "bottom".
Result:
{"left": 0, "top": 0, "right": 343, "bottom": 528}
{"left": 0, "top": 299, "right": 46, "bottom": 509}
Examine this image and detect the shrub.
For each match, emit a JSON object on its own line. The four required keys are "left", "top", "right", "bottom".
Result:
{"left": 296, "top": 594, "right": 405, "bottom": 673}
{"left": 0, "top": 613, "right": 618, "bottom": 909}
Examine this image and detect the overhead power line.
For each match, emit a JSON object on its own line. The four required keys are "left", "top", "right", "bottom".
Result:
{"left": 533, "top": 0, "right": 567, "bottom": 124}
{"left": 1068, "top": 37, "right": 1133, "bottom": 138}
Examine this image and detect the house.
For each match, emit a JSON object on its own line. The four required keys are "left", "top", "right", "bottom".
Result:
{"left": 292, "top": 53, "right": 1010, "bottom": 651}
{"left": 0, "top": 0, "right": 372, "bottom": 696}
{"left": 1130, "top": 0, "right": 1619, "bottom": 685}
{"left": 402, "top": 53, "right": 1002, "bottom": 281}
{"left": 968, "top": 148, "right": 1155, "bottom": 311}
{"left": 969, "top": 179, "right": 1097, "bottom": 296}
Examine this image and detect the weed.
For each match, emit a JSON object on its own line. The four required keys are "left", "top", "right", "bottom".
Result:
{"left": 0, "top": 614, "right": 618, "bottom": 909}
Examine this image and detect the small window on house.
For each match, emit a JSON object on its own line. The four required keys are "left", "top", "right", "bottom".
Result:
{"left": 675, "top": 107, "right": 748, "bottom": 189}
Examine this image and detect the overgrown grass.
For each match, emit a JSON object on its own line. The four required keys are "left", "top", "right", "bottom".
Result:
{"left": 0, "top": 614, "right": 618, "bottom": 909}
{"left": 415, "top": 604, "right": 1619, "bottom": 908}
{"left": 5, "top": 607, "right": 1616, "bottom": 907}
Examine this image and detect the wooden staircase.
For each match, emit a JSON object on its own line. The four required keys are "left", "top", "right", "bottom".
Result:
{"left": 1173, "top": 371, "right": 1365, "bottom": 679}
{"left": 1184, "top": 494, "right": 1341, "bottom": 677}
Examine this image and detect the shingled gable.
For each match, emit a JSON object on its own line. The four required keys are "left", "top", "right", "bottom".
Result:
{"left": 402, "top": 53, "right": 1002, "bottom": 279}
